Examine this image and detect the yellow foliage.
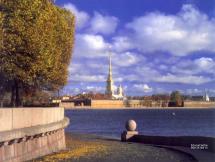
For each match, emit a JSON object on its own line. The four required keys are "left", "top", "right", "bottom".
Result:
{"left": 0, "top": 0, "right": 75, "bottom": 101}
{"left": 34, "top": 142, "right": 107, "bottom": 162}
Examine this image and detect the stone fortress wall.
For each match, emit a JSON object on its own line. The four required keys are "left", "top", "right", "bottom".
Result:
{"left": 184, "top": 101, "right": 215, "bottom": 108}
{"left": 91, "top": 100, "right": 124, "bottom": 108}
{"left": 61, "top": 99, "right": 215, "bottom": 109}
{"left": 0, "top": 107, "right": 69, "bottom": 162}
{"left": 61, "top": 99, "right": 165, "bottom": 109}
{"left": 60, "top": 102, "right": 75, "bottom": 109}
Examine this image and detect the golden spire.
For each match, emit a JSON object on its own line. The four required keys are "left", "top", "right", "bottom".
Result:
{"left": 105, "top": 52, "right": 114, "bottom": 96}
{"left": 108, "top": 53, "right": 112, "bottom": 78}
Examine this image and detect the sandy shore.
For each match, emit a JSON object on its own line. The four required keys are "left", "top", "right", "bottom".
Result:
{"left": 32, "top": 133, "right": 198, "bottom": 162}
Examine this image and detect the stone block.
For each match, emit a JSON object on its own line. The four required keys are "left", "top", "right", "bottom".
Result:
{"left": 0, "top": 107, "right": 67, "bottom": 162}
{"left": 0, "top": 147, "right": 4, "bottom": 161}
{"left": 121, "top": 131, "right": 139, "bottom": 142}
{"left": 12, "top": 108, "right": 32, "bottom": 129}
{"left": 3, "top": 144, "right": 14, "bottom": 161}
{"left": 0, "top": 109, "right": 13, "bottom": 131}
{"left": 41, "top": 136, "right": 47, "bottom": 148}
{"left": 45, "top": 108, "right": 56, "bottom": 124}
{"left": 14, "top": 140, "right": 28, "bottom": 159}
{"left": 31, "top": 108, "right": 44, "bottom": 126}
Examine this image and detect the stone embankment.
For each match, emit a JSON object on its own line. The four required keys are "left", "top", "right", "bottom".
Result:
{"left": 0, "top": 107, "right": 69, "bottom": 162}
{"left": 121, "top": 120, "right": 215, "bottom": 162}
{"left": 60, "top": 99, "right": 215, "bottom": 109}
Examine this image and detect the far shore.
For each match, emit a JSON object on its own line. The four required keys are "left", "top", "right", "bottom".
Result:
{"left": 65, "top": 106, "right": 215, "bottom": 110}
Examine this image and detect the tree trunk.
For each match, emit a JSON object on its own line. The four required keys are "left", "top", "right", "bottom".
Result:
{"left": 15, "top": 79, "right": 22, "bottom": 107}
{"left": 10, "top": 79, "right": 22, "bottom": 107}
{"left": 11, "top": 84, "right": 15, "bottom": 107}
{"left": 58, "top": 90, "right": 60, "bottom": 98}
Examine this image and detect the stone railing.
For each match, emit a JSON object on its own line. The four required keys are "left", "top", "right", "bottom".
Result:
{"left": 121, "top": 120, "right": 215, "bottom": 152}
{"left": 0, "top": 107, "right": 69, "bottom": 162}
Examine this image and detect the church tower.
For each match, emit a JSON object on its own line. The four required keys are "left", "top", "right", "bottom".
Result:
{"left": 117, "top": 84, "right": 123, "bottom": 97}
{"left": 204, "top": 90, "right": 210, "bottom": 102}
{"left": 105, "top": 54, "right": 114, "bottom": 97}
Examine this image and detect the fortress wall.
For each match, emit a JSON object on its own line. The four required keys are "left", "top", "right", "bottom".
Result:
{"left": 91, "top": 100, "right": 124, "bottom": 108}
{"left": 0, "top": 107, "right": 69, "bottom": 162}
{"left": 125, "top": 100, "right": 146, "bottom": 108}
{"left": 60, "top": 100, "right": 215, "bottom": 109}
{"left": 184, "top": 101, "right": 215, "bottom": 108}
{"left": 60, "top": 102, "right": 75, "bottom": 109}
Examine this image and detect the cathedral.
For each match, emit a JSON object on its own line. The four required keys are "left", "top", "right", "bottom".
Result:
{"left": 105, "top": 54, "right": 124, "bottom": 99}
{"left": 204, "top": 90, "right": 210, "bottom": 102}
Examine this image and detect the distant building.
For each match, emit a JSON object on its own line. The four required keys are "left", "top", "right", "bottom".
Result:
{"left": 204, "top": 90, "right": 210, "bottom": 102}
{"left": 62, "top": 96, "right": 70, "bottom": 101}
{"left": 113, "top": 84, "right": 124, "bottom": 99}
{"left": 184, "top": 90, "right": 211, "bottom": 102}
{"left": 105, "top": 53, "right": 124, "bottom": 99}
{"left": 51, "top": 95, "right": 71, "bottom": 103}
{"left": 52, "top": 99, "right": 61, "bottom": 103}
{"left": 117, "top": 84, "right": 123, "bottom": 97}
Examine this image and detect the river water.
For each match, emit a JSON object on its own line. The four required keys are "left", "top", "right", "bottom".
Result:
{"left": 65, "top": 108, "right": 215, "bottom": 139}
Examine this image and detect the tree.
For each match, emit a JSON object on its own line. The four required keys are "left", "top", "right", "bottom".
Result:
{"left": 0, "top": 0, "right": 75, "bottom": 106}
{"left": 170, "top": 91, "right": 183, "bottom": 107}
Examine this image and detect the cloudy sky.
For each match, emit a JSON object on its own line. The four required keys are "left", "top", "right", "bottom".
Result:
{"left": 55, "top": 0, "right": 215, "bottom": 96}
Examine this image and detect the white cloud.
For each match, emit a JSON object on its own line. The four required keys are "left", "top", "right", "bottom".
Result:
{"left": 133, "top": 84, "right": 153, "bottom": 93}
{"left": 194, "top": 57, "right": 215, "bottom": 71}
{"left": 73, "top": 88, "right": 81, "bottom": 94}
{"left": 154, "top": 87, "right": 170, "bottom": 94}
{"left": 113, "top": 52, "right": 140, "bottom": 67}
{"left": 62, "top": 3, "right": 215, "bottom": 95}
{"left": 68, "top": 63, "right": 82, "bottom": 73}
{"left": 185, "top": 88, "right": 215, "bottom": 96}
{"left": 90, "top": 12, "right": 118, "bottom": 35}
{"left": 135, "top": 66, "right": 161, "bottom": 82}
{"left": 112, "top": 36, "right": 134, "bottom": 52}
{"left": 159, "top": 65, "right": 168, "bottom": 70}
{"left": 155, "top": 73, "right": 212, "bottom": 85}
{"left": 74, "top": 34, "right": 110, "bottom": 58}
{"left": 70, "top": 74, "right": 105, "bottom": 82}
{"left": 64, "top": 3, "right": 90, "bottom": 29}
{"left": 186, "top": 88, "right": 202, "bottom": 95}
{"left": 86, "top": 86, "right": 105, "bottom": 92}
{"left": 121, "top": 74, "right": 140, "bottom": 82}
{"left": 171, "top": 57, "right": 215, "bottom": 75}
{"left": 125, "top": 4, "right": 215, "bottom": 56}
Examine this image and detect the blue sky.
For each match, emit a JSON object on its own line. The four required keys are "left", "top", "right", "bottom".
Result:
{"left": 55, "top": 0, "right": 215, "bottom": 96}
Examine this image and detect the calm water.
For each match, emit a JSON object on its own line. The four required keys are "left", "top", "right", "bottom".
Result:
{"left": 65, "top": 108, "right": 215, "bottom": 138}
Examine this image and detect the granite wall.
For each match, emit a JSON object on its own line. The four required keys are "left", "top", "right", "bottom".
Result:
{"left": 0, "top": 107, "right": 69, "bottom": 162}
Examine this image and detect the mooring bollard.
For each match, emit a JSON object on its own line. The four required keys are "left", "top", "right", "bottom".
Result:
{"left": 121, "top": 119, "right": 139, "bottom": 142}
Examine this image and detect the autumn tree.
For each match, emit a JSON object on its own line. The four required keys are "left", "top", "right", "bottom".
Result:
{"left": 170, "top": 91, "right": 184, "bottom": 107}
{"left": 0, "top": 0, "right": 75, "bottom": 106}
